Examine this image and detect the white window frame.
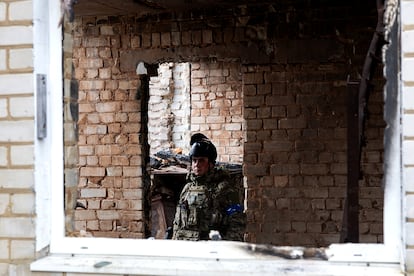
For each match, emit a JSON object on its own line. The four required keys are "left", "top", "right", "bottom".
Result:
{"left": 32, "top": 0, "right": 403, "bottom": 273}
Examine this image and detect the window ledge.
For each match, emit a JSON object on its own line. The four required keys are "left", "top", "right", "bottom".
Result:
{"left": 31, "top": 253, "right": 402, "bottom": 276}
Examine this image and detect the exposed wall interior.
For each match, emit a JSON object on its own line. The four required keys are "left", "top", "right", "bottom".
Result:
{"left": 148, "top": 62, "right": 191, "bottom": 155}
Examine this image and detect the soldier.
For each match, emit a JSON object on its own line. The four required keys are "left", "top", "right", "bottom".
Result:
{"left": 172, "top": 133, "right": 245, "bottom": 241}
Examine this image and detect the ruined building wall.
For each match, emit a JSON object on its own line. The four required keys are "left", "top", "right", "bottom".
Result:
{"left": 190, "top": 61, "right": 243, "bottom": 164}
{"left": 243, "top": 64, "right": 384, "bottom": 246}
{"left": 148, "top": 62, "right": 191, "bottom": 155}
{"left": 68, "top": 20, "right": 145, "bottom": 238}
{"left": 147, "top": 60, "right": 243, "bottom": 161}
{"left": 68, "top": 2, "right": 383, "bottom": 245}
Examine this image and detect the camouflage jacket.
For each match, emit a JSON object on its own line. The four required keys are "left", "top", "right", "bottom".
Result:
{"left": 172, "top": 167, "right": 245, "bottom": 241}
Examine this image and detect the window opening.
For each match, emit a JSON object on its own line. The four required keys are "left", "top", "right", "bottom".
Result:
{"left": 31, "top": 0, "right": 402, "bottom": 271}
{"left": 61, "top": 2, "right": 387, "bottom": 249}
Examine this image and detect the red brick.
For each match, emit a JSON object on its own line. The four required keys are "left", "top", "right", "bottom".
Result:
{"left": 99, "top": 68, "right": 111, "bottom": 79}
{"left": 202, "top": 29, "right": 213, "bottom": 44}
{"left": 86, "top": 69, "right": 98, "bottom": 78}
{"left": 87, "top": 114, "right": 100, "bottom": 124}
{"left": 95, "top": 145, "right": 113, "bottom": 155}
{"left": 80, "top": 188, "right": 107, "bottom": 198}
{"left": 99, "top": 113, "right": 115, "bottom": 123}
{"left": 122, "top": 123, "right": 140, "bottom": 133}
{"left": 171, "top": 31, "right": 180, "bottom": 46}
{"left": 99, "top": 156, "right": 112, "bottom": 166}
{"left": 97, "top": 210, "right": 120, "bottom": 220}
{"left": 79, "top": 145, "right": 94, "bottom": 155}
{"left": 115, "top": 112, "right": 129, "bottom": 122}
{"left": 80, "top": 167, "right": 105, "bottom": 177}
{"left": 106, "top": 166, "right": 123, "bottom": 176}
{"left": 83, "top": 37, "right": 110, "bottom": 47}
{"left": 108, "top": 123, "right": 121, "bottom": 134}
{"left": 122, "top": 102, "right": 139, "bottom": 112}
{"left": 123, "top": 166, "right": 142, "bottom": 177}
{"left": 131, "top": 35, "right": 141, "bottom": 48}
{"left": 79, "top": 103, "right": 95, "bottom": 113}
{"left": 96, "top": 102, "right": 121, "bottom": 113}
{"left": 151, "top": 33, "right": 160, "bottom": 47}
{"left": 161, "top": 32, "right": 171, "bottom": 47}
{"left": 87, "top": 199, "right": 101, "bottom": 209}
{"left": 86, "top": 156, "right": 98, "bottom": 165}
{"left": 99, "top": 48, "right": 112, "bottom": 58}
{"left": 121, "top": 210, "right": 143, "bottom": 221}
{"left": 79, "top": 80, "right": 105, "bottom": 90}
{"left": 79, "top": 58, "right": 103, "bottom": 69}
{"left": 101, "top": 199, "right": 116, "bottom": 209}
{"left": 105, "top": 80, "right": 118, "bottom": 90}
{"left": 122, "top": 189, "right": 142, "bottom": 199}
{"left": 301, "top": 164, "right": 329, "bottom": 175}
{"left": 74, "top": 210, "right": 97, "bottom": 220}
{"left": 141, "top": 33, "right": 151, "bottom": 48}
{"left": 85, "top": 125, "right": 107, "bottom": 135}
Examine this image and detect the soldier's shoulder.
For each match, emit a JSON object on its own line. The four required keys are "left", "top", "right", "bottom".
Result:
{"left": 212, "top": 166, "right": 231, "bottom": 178}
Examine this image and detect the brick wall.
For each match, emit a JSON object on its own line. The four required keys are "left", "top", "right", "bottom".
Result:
{"left": 147, "top": 61, "right": 243, "bottom": 161}
{"left": 70, "top": 21, "right": 244, "bottom": 236}
{"left": 68, "top": 2, "right": 384, "bottom": 245}
{"left": 243, "top": 63, "right": 384, "bottom": 246}
{"left": 0, "top": 0, "right": 35, "bottom": 274}
{"left": 71, "top": 28, "right": 144, "bottom": 237}
{"left": 148, "top": 62, "right": 191, "bottom": 154}
{"left": 190, "top": 61, "right": 243, "bottom": 163}
{"left": 0, "top": 0, "right": 407, "bottom": 274}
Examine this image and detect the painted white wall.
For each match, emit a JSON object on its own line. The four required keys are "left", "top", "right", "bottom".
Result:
{"left": 401, "top": 0, "right": 414, "bottom": 272}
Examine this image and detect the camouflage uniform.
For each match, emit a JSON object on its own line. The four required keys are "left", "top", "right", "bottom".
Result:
{"left": 172, "top": 167, "right": 245, "bottom": 241}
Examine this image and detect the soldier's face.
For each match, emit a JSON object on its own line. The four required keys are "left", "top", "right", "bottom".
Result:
{"left": 191, "top": 156, "right": 211, "bottom": 176}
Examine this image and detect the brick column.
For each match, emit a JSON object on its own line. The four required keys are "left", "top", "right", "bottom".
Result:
{"left": 72, "top": 21, "right": 145, "bottom": 238}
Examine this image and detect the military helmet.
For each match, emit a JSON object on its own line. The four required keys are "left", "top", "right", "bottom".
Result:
{"left": 189, "top": 133, "right": 217, "bottom": 163}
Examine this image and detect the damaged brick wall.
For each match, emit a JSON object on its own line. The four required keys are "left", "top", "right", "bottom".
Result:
{"left": 67, "top": 1, "right": 383, "bottom": 245}
{"left": 190, "top": 61, "right": 243, "bottom": 163}
{"left": 68, "top": 23, "right": 145, "bottom": 237}
{"left": 148, "top": 62, "right": 191, "bottom": 155}
{"left": 147, "top": 60, "right": 243, "bottom": 161}
{"left": 243, "top": 64, "right": 384, "bottom": 246}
